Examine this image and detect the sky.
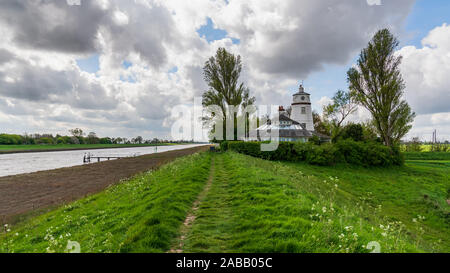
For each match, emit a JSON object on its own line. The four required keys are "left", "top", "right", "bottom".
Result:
{"left": 0, "top": 0, "right": 449, "bottom": 141}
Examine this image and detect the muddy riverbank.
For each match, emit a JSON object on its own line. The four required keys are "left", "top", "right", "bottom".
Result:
{"left": 0, "top": 145, "right": 209, "bottom": 224}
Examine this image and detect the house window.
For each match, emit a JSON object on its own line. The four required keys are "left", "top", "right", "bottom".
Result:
{"left": 301, "top": 107, "right": 306, "bottom": 114}
{"left": 301, "top": 123, "right": 306, "bottom": 128}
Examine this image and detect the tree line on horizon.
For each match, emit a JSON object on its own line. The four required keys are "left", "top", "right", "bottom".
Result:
{"left": 0, "top": 129, "right": 194, "bottom": 146}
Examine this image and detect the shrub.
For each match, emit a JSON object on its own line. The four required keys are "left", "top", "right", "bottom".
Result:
{"left": 100, "top": 137, "right": 113, "bottom": 144}
{"left": 308, "top": 135, "right": 321, "bottom": 145}
{"left": 225, "top": 140, "right": 403, "bottom": 167}
{"left": 220, "top": 141, "right": 229, "bottom": 151}
{"left": 340, "top": 124, "right": 364, "bottom": 142}
{"left": 306, "top": 144, "right": 336, "bottom": 166}
{"left": 71, "top": 136, "right": 80, "bottom": 145}
{"left": 0, "top": 134, "right": 24, "bottom": 145}
{"left": 292, "top": 142, "right": 312, "bottom": 161}
{"left": 431, "top": 143, "right": 449, "bottom": 152}
{"left": 335, "top": 139, "right": 365, "bottom": 165}
{"left": 37, "top": 137, "right": 54, "bottom": 145}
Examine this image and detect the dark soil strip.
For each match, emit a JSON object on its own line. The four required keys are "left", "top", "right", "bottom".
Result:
{"left": 169, "top": 155, "right": 216, "bottom": 253}
{"left": 0, "top": 146, "right": 209, "bottom": 224}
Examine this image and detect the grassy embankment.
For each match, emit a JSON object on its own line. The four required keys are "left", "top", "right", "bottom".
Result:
{"left": 183, "top": 152, "right": 448, "bottom": 253}
{"left": 0, "top": 143, "right": 187, "bottom": 153}
{"left": 0, "top": 151, "right": 448, "bottom": 253}
{"left": 0, "top": 152, "right": 212, "bottom": 253}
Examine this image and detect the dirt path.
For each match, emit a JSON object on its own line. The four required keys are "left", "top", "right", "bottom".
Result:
{"left": 0, "top": 146, "right": 209, "bottom": 224}
{"left": 169, "top": 155, "right": 216, "bottom": 253}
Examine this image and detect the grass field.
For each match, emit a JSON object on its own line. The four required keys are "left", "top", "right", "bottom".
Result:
{"left": 401, "top": 144, "right": 450, "bottom": 152}
{"left": 404, "top": 151, "right": 450, "bottom": 161}
{"left": 0, "top": 143, "right": 183, "bottom": 153}
{"left": 183, "top": 153, "right": 448, "bottom": 253}
{"left": 0, "top": 151, "right": 448, "bottom": 253}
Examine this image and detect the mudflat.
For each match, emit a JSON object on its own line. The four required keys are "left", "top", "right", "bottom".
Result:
{"left": 0, "top": 145, "right": 209, "bottom": 224}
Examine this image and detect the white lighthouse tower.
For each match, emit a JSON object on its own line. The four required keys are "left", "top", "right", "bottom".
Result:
{"left": 290, "top": 84, "right": 314, "bottom": 131}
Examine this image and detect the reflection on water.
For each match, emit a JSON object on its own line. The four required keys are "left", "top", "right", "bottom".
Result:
{"left": 0, "top": 144, "right": 206, "bottom": 177}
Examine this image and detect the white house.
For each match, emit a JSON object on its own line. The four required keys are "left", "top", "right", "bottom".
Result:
{"left": 254, "top": 83, "right": 330, "bottom": 143}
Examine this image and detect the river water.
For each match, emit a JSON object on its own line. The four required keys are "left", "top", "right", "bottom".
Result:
{"left": 0, "top": 144, "right": 207, "bottom": 177}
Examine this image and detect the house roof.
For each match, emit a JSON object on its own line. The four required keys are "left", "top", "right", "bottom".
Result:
{"left": 278, "top": 114, "right": 300, "bottom": 125}
{"left": 254, "top": 111, "right": 331, "bottom": 140}
{"left": 293, "top": 84, "right": 310, "bottom": 96}
{"left": 312, "top": 131, "right": 332, "bottom": 140}
{"left": 256, "top": 129, "right": 312, "bottom": 138}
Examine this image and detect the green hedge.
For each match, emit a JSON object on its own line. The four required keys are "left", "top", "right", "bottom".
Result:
{"left": 221, "top": 140, "right": 403, "bottom": 167}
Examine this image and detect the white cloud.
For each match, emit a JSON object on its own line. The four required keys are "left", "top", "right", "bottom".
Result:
{"left": 398, "top": 24, "right": 450, "bottom": 140}
{"left": 316, "top": 96, "right": 333, "bottom": 110}
{"left": 1, "top": 0, "right": 438, "bottom": 140}
{"left": 366, "top": 0, "right": 382, "bottom": 6}
{"left": 214, "top": 0, "right": 414, "bottom": 78}
{"left": 398, "top": 23, "right": 450, "bottom": 115}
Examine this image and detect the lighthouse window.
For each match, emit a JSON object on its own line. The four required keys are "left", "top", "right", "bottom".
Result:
{"left": 301, "top": 96, "right": 305, "bottom": 101}
{"left": 301, "top": 107, "right": 306, "bottom": 114}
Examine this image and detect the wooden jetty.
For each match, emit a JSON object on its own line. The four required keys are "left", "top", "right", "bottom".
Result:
{"left": 83, "top": 153, "right": 140, "bottom": 164}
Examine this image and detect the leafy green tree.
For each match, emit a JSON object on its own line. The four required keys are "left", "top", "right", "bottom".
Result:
{"left": 69, "top": 128, "right": 85, "bottom": 138}
{"left": 0, "top": 134, "right": 23, "bottom": 145}
{"left": 347, "top": 29, "right": 415, "bottom": 147}
{"left": 340, "top": 123, "right": 364, "bottom": 142}
{"left": 324, "top": 90, "right": 357, "bottom": 129}
{"left": 324, "top": 90, "right": 357, "bottom": 142}
{"left": 100, "top": 137, "right": 112, "bottom": 144}
{"left": 134, "top": 136, "right": 143, "bottom": 144}
{"left": 87, "top": 132, "right": 100, "bottom": 144}
{"left": 38, "top": 137, "right": 53, "bottom": 144}
{"left": 56, "top": 137, "right": 66, "bottom": 144}
{"left": 202, "top": 48, "right": 255, "bottom": 141}
{"left": 308, "top": 135, "right": 321, "bottom": 145}
{"left": 405, "top": 137, "right": 423, "bottom": 152}
{"left": 312, "top": 111, "right": 331, "bottom": 136}
{"left": 361, "top": 121, "right": 380, "bottom": 142}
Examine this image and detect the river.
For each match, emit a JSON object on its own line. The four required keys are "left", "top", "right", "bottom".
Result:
{"left": 0, "top": 144, "right": 207, "bottom": 177}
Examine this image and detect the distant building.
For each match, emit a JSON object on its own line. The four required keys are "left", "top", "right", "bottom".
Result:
{"left": 254, "top": 83, "right": 331, "bottom": 143}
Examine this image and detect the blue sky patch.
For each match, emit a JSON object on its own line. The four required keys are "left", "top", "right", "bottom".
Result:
{"left": 197, "top": 17, "right": 240, "bottom": 44}
{"left": 76, "top": 54, "right": 100, "bottom": 74}
{"left": 404, "top": 0, "right": 450, "bottom": 47}
{"left": 231, "top": 38, "right": 241, "bottom": 45}
{"left": 120, "top": 74, "right": 137, "bottom": 83}
{"left": 122, "top": 60, "right": 133, "bottom": 69}
{"left": 300, "top": 0, "right": 449, "bottom": 110}
{"left": 169, "top": 66, "right": 178, "bottom": 73}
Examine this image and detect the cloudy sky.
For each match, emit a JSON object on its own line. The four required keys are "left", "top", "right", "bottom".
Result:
{"left": 0, "top": 0, "right": 449, "bottom": 141}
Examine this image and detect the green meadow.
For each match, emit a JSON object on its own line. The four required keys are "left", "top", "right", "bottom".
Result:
{"left": 0, "top": 151, "right": 448, "bottom": 253}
